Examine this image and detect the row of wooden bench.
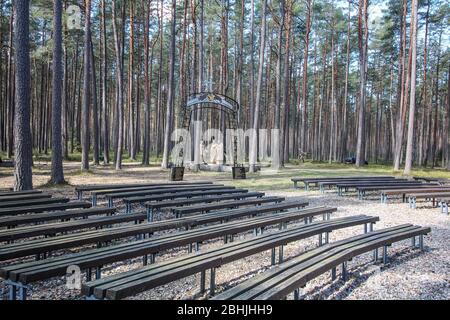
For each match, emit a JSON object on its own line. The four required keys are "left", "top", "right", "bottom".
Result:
{"left": 0, "top": 183, "right": 432, "bottom": 300}
{"left": 1, "top": 205, "right": 341, "bottom": 300}
{"left": 292, "top": 176, "right": 450, "bottom": 213}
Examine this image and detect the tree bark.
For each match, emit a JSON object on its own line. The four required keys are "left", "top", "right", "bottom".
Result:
{"left": 81, "top": 0, "right": 92, "bottom": 171}
{"left": 51, "top": 0, "right": 65, "bottom": 184}
{"left": 161, "top": 0, "right": 177, "bottom": 169}
{"left": 403, "top": 0, "right": 418, "bottom": 175}
{"left": 249, "top": 0, "right": 267, "bottom": 172}
{"left": 13, "top": 0, "right": 33, "bottom": 190}
{"left": 356, "top": 0, "right": 368, "bottom": 167}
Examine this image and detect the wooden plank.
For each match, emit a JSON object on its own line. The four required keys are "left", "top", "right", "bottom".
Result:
{"left": 146, "top": 192, "right": 266, "bottom": 210}
{"left": 0, "top": 190, "right": 43, "bottom": 197}
{"left": 75, "top": 181, "right": 213, "bottom": 192}
{"left": 0, "top": 193, "right": 52, "bottom": 203}
{"left": 0, "top": 207, "right": 117, "bottom": 228}
{"left": 170, "top": 197, "right": 284, "bottom": 216}
{"left": 0, "top": 212, "right": 147, "bottom": 242}
{"left": 0, "top": 202, "right": 92, "bottom": 217}
{"left": 0, "top": 198, "right": 70, "bottom": 209}
{"left": 107, "top": 185, "right": 235, "bottom": 200}
{"left": 125, "top": 188, "right": 250, "bottom": 204}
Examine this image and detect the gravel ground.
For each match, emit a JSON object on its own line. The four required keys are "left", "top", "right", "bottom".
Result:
{"left": 0, "top": 165, "right": 449, "bottom": 300}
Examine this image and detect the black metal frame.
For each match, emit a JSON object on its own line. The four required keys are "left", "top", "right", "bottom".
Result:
{"left": 170, "top": 92, "right": 246, "bottom": 180}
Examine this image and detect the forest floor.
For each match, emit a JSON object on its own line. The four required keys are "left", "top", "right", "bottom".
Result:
{"left": 0, "top": 161, "right": 449, "bottom": 300}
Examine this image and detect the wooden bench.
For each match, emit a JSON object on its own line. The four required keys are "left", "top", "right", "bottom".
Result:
{"left": 291, "top": 176, "right": 394, "bottom": 190}
{"left": 80, "top": 215, "right": 378, "bottom": 300}
{"left": 123, "top": 188, "right": 250, "bottom": 212}
{"left": 0, "top": 201, "right": 309, "bottom": 261}
{"left": 169, "top": 197, "right": 285, "bottom": 218}
{"left": 145, "top": 192, "right": 265, "bottom": 222}
{"left": 75, "top": 182, "right": 213, "bottom": 200}
{"left": 90, "top": 183, "right": 218, "bottom": 206}
{"left": 0, "top": 212, "right": 147, "bottom": 243}
{"left": 318, "top": 179, "right": 406, "bottom": 194}
{"left": 212, "top": 224, "right": 431, "bottom": 300}
{"left": 1, "top": 207, "right": 343, "bottom": 300}
{"left": 0, "top": 202, "right": 92, "bottom": 217}
{"left": 380, "top": 187, "right": 450, "bottom": 204}
{"left": 0, "top": 193, "right": 52, "bottom": 203}
{"left": 339, "top": 182, "right": 433, "bottom": 199}
{"left": 107, "top": 185, "right": 236, "bottom": 209}
{"left": 0, "top": 190, "right": 43, "bottom": 198}
{"left": 0, "top": 197, "right": 70, "bottom": 209}
{"left": 0, "top": 208, "right": 117, "bottom": 229}
{"left": 407, "top": 192, "right": 450, "bottom": 209}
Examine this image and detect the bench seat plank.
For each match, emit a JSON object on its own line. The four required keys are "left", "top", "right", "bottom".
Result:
{"left": 0, "top": 208, "right": 117, "bottom": 228}
{"left": 0, "top": 202, "right": 92, "bottom": 217}
{"left": 0, "top": 197, "right": 70, "bottom": 209}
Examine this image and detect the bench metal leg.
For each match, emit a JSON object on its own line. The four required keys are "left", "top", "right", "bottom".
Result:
{"left": 96, "top": 267, "right": 102, "bottom": 280}
{"left": 9, "top": 285, "right": 16, "bottom": 301}
{"left": 278, "top": 246, "right": 284, "bottom": 264}
{"left": 200, "top": 271, "right": 206, "bottom": 294}
{"left": 341, "top": 262, "right": 348, "bottom": 281}
{"left": 92, "top": 195, "right": 97, "bottom": 207}
{"left": 325, "top": 232, "right": 329, "bottom": 244}
{"left": 293, "top": 288, "right": 304, "bottom": 300}
{"left": 319, "top": 234, "right": 323, "bottom": 247}
{"left": 331, "top": 267, "right": 337, "bottom": 280}
{"left": 383, "top": 246, "right": 388, "bottom": 264}
{"left": 210, "top": 268, "right": 216, "bottom": 296}
{"left": 86, "top": 268, "right": 92, "bottom": 282}
{"left": 147, "top": 208, "right": 154, "bottom": 222}
{"left": 271, "top": 248, "right": 276, "bottom": 266}
{"left": 411, "top": 237, "right": 416, "bottom": 248}
{"left": 373, "top": 248, "right": 378, "bottom": 262}
{"left": 419, "top": 235, "right": 424, "bottom": 251}
{"left": 195, "top": 242, "right": 201, "bottom": 251}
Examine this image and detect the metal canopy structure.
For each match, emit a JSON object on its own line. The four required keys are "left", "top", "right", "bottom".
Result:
{"left": 171, "top": 93, "right": 245, "bottom": 180}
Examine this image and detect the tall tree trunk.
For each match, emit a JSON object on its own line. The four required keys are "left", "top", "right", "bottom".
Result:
{"left": 356, "top": 0, "right": 369, "bottom": 167}
{"left": 273, "top": 0, "right": 284, "bottom": 169}
{"left": 81, "top": 0, "right": 92, "bottom": 171}
{"left": 404, "top": 0, "right": 418, "bottom": 175}
{"left": 91, "top": 38, "right": 99, "bottom": 165}
{"left": 51, "top": 0, "right": 65, "bottom": 184}
{"left": 161, "top": 0, "right": 177, "bottom": 169}
{"left": 249, "top": 0, "right": 267, "bottom": 172}
{"left": 300, "top": 0, "right": 312, "bottom": 156}
{"left": 101, "top": 0, "right": 109, "bottom": 164}
{"left": 112, "top": 0, "right": 124, "bottom": 170}
{"left": 13, "top": 0, "right": 33, "bottom": 190}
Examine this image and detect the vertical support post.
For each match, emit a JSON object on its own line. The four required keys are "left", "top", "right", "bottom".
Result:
{"left": 331, "top": 268, "right": 336, "bottom": 280}
{"left": 200, "top": 271, "right": 206, "bottom": 294}
{"left": 210, "top": 268, "right": 216, "bottom": 296}
{"left": 271, "top": 248, "right": 276, "bottom": 266}
{"left": 383, "top": 246, "right": 388, "bottom": 264}
{"left": 373, "top": 248, "right": 379, "bottom": 262}
{"left": 341, "top": 262, "right": 348, "bottom": 281}
{"left": 278, "top": 246, "right": 284, "bottom": 263}
{"left": 294, "top": 289, "right": 300, "bottom": 300}
{"left": 147, "top": 207, "right": 154, "bottom": 222}
{"left": 419, "top": 235, "right": 424, "bottom": 251}
{"left": 9, "top": 285, "right": 17, "bottom": 301}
